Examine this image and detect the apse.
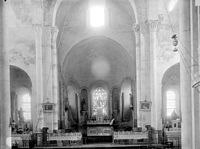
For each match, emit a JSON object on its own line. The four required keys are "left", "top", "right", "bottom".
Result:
{"left": 62, "top": 36, "right": 134, "bottom": 88}
{"left": 91, "top": 57, "right": 110, "bottom": 79}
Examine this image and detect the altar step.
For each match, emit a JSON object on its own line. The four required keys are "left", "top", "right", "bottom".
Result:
{"left": 17, "top": 144, "right": 180, "bottom": 149}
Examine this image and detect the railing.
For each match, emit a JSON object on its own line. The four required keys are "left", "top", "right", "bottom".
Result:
{"left": 113, "top": 131, "right": 149, "bottom": 144}
{"left": 11, "top": 134, "right": 31, "bottom": 148}
{"left": 47, "top": 132, "right": 82, "bottom": 146}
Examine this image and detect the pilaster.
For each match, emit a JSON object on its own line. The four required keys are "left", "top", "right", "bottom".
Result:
{"left": 34, "top": 24, "right": 44, "bottom": 130}
{"left": 149, "top": 20, "right": 160, "bottom": 129}
{"left": 133, "top": 23, "right": 141, "bottom": 127}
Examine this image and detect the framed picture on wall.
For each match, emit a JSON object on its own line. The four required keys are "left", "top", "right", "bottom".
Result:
{"left": 140, "top": 101, "right": 152, "bottom": 111}
{"left": 42, "top": 102, "right": 55, "bottom": 113}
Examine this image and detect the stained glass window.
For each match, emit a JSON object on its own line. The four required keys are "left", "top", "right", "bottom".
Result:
{"left": 92, "top": 87, "right": 108, "bottom": 117}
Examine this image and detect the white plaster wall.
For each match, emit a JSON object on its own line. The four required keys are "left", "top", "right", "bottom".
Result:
{"left": 4, "top": 0, "right": 38, "bottom": 130}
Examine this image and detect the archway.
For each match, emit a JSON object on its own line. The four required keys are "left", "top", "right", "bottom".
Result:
{"left": 10, "top": 65, "right": 32, "bottom": 133}
{"left": 62, "top": 36, "right": 134, "bottom": 88}
{"left": 64, "top": 82, "right": 80, "bottom": 130}
{"left": 120, "top": 78, "right": 133, "bottom": 122}
{"left": 162, "top": 63, "right": 180, "bottom": 123}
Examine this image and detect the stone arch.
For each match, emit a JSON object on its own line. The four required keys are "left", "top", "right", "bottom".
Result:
{"left": 61, "top": 35, "right": 133, "bottom": 70}
{"left": 66, "top": 81, "right": 80, "bottom": 124}
{"left": 62, "top": 36, "right": 135, "bottom": 88}
{"left": 128, "top": 0, "right": 138, "bottom": 23}
{"left": 120, "top": 77, "right": 133, "bottom": 122}
{"left": 10, "top": 65, "right": 32, "bottom": 92}
{"left": 10, "top": 65, "right": 33, "bottom": 131}
{"left": 162, "top": 63, "right": 180, "bottom": 120}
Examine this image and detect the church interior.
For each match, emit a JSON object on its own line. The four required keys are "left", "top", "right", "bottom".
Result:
{"left": 0, "top": 0, "right": 200, "bottom": 148}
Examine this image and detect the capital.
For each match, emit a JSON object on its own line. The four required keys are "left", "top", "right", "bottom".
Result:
{"left": 51, "top": 26, "right": 59, "bottom": 42}
{"left": 148, "top": 20, "right": 160, "bottom": 32}
{"left": 33, "top": 24, "right": 43, "bottom": 34}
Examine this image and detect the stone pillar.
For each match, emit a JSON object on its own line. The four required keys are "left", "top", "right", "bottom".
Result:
{"left": 149, "top": 20, "right": 159, "bottom": 129}
{"left": 51, "top": 27, "right": 59, "bottom": 130}
{"left": 133, "top": 24, "right": 142, "bottom": 127}
{"left": 34, "top": 25, "right": 44, "bottom": 131}
{"left": 0, "top": 1, "right": 11, "bottom": 148}
{"left": 191, "top": 0, "right": 200, "bottom": 148}
{"left": 139, "top": 22, "right": 151, "bottom": 129}
{"left": 42, "top": 26, "right": 59, "bottom": 132}
{"left": 34, "top": 25, "right": 59, "bottom": 131}
{"left": 179, "top": 0, "right": 193, "bottom": 148}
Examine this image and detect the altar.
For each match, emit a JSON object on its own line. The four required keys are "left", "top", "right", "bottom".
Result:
{"left": 86, "top": 119, "right": 113, "bottom": 143}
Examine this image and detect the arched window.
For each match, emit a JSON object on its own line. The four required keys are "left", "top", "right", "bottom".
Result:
{"left": 92, "top": 87, "right": 108, "bottom": 117}
{"left": 89, "top": 5, "right": 105, "bottom": 27}
{"left": 166, "top": 90, "right": 176, "bottom": 116}
{"left": 22, "top": 94, "right": 31, "bottom": 121}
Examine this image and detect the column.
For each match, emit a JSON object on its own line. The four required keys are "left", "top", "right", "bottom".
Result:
{"left": 34, "top": 25, "right": 44, "bottom": 130}
{"left": 191, "top": 0, "right": 200, "bottom": 148}
{"left": 179, "top": 0, "right": 193, "bottom": 148}
{"left": 149, "top": 20, "right": 159, "bottom": 129}
{"left": 139, "top": 22, "right": 151, "bottom": 129}
{"left": 133, "top": 24, "right": 141, "bottom": 127}
{"left": 51, "top": 27, "right": 59, "bottom": 130}
{"left": 0, "top": 1, "right": 11, "bottom": 148}
{"left": 42, "top": 26, "right": 59, "bottom": 132}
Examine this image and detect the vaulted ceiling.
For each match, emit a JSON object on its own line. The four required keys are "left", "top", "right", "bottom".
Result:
{"left": 63, "top": 37, "right": 134, "bottom": 87}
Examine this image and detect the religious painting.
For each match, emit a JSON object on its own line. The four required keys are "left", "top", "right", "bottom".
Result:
{"left": 42, "top": 102, "right": 55, "bottom": 113}
{"left": 140, "top": 101, "right": 152, "bottom": 111}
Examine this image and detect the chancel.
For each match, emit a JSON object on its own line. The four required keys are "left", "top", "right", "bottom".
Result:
{"left": 0, "top": 0, "right": 200, "bottom": 149}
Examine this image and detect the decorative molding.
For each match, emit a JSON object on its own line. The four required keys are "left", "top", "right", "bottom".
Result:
{"left": 33, "top": 24, "right": 43, "bottom": 36}
{"left": 149, "top": 20, "right": 160, "bottom": 32}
